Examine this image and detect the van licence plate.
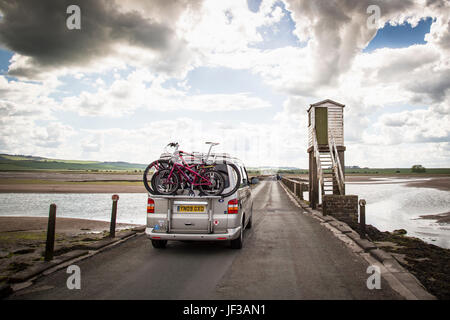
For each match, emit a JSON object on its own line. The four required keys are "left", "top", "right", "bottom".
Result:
{"left": 177, "top": 205, "right": 205, "bottom": 213}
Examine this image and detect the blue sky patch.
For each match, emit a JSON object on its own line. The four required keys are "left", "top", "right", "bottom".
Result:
{"left": 247, "top": 0, "right": 261, "bottom": 13}
{"left": 250, "top": 1, "right": 302, "bottom": 49}
{"left": 364, "top": 17, "right": 433, "bottom": 52}
{"left": 0, "top": 48, "right": 13, "bottom": 74}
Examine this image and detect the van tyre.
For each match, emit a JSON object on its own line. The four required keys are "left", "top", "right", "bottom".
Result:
{"left": 230, "top": 221, "right": 244, "bottom": 249}
{"left": 151, "top": 239, "right": 167, "bottom": 249}
{"left": 246, "top": 210, "right": 253, "bottom": 229}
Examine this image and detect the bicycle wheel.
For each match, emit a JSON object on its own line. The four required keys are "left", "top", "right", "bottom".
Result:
{"left": 198, "top": 170, "right": 225, "bottom": 196}
{"left": 151, "top": 169, "right": 180, "bottom": 195}
{"left": 143, "top": 159, "right": 170, "bottom": 194}
{"left": 219, "top": 162, "right": 241, "bottom": 198}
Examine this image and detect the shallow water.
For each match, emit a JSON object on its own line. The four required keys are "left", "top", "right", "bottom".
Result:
{"left": 0, "top": 179, "right": 449, "bottom": 248}
{"left": 303, "top": 178, "right": 450, "bottom": 248}
{"left": 0, "top": 193, "right": 148, "bottom": 225}
{"left": 346, "top": 180, "right": 450, "bottom": 248}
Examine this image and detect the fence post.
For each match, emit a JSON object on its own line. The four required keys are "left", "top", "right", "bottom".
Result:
{"left": 44, "top": 204, "right": 57, "bottom": 261}
{"left": 110, "top": 194, "right": 119, "bottom": 238}
{"left": 299, "top": 183, "right": 304, "bottom": 200}
{"left": 359, "top": 199, "right": 366, "bottom": 239}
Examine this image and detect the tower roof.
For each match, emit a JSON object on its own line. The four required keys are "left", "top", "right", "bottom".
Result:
{"left": 307, "top": 99, "right": 345, "bottom": 112}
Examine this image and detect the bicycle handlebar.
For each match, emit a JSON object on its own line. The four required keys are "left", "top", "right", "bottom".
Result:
{"left": 164, "top": 142, "right": 220, "bottom": 164}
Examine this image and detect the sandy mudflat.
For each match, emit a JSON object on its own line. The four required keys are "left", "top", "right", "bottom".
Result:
{"left": 0, "top": 171, "right": 449, "bottom": 192}
{"left": 0, "top": 171, "right": 143, "bottom": 182}
{"left": 0, "top": 216, "right": 143, "bottom": 283}
{"left": 346, "top": 175, "right": 450, "bottom": 191}
{"left": 0, "top": 216, "right": 139, "bottom": 234}
{"left": 0, "top": 171, "right": 147, "bottom": 193}
{"left": 418, "top": 212, "right": 450, "bottom": 224}
{"left": 0, "top": 183, "right": 147, "bottom": 193}
{"left": 290, "top": 174, "right": 450, "bottom": 191}
{"left": 405, "top": 176, "right": 450, "bottom": 192}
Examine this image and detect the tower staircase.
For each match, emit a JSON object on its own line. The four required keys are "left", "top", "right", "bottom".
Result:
{"left": 312, "top": 128, "right": 345, "bottom": 200}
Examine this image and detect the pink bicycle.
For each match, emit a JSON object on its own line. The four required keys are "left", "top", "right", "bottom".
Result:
{"left": 144, "top": 143, "right": 225, "bottom": 196}
{"left": 143, "top": 142, "right": 241, "bottom": 197}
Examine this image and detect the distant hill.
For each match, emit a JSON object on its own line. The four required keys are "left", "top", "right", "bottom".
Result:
{"left": 1, "top": 154, "right": 448, "bottom": 174}
{"left": 247, "top": 167, "right": 306, "bottom": 174}
{"left": 0, "top": 154, "right": 147, "bottom": 171}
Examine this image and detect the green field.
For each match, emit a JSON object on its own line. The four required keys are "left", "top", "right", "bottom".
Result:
{"left": 344, "top": 168, "right": 450, "bottom": 174}
{"left": 0, "top": 154, "right": 147, "bottom": 172}
{"left": 274, "top": 168, "right": 450, "bottom": 175}
{"left": 1, "top": 153, "right": 449, "bottom": 175}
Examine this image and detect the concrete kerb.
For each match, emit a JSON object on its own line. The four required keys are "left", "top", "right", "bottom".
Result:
{"left": 278, "top": 180, "right": 436, "bottom": 300}
{"left": 3, "top": 228, "right": 145, "bottom": 298}
{"left": 8, "top": 250, "right": 89, "bottom": 284}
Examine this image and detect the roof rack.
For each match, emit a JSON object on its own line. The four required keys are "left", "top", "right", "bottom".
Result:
{"left": 149, "top": 194, "right": 222, "bottom": 199}
{"left": 180, "top": 152, "right": 242, "bottom": 163}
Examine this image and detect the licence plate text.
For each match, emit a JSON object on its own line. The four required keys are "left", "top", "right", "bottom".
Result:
{"left": 177, "top": 205, "right": 205, "bottom": 212}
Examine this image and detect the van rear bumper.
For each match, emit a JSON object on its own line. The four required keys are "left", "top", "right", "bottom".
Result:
{"left": 145, "top": 226, "right": 242, "bottom": 241}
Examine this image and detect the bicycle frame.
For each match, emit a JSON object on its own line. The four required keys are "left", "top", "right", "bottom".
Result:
{"left": 168, "top": 163, "right": 213, "bottom": 186}
{"left": 168, "top": 150, "right": 214, "bottom": 186}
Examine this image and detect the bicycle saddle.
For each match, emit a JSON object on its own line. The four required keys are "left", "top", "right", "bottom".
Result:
{"left": 205, "top": 142, "right": 219, "bottom": 146}
{"left": 168, "top": 142, "right": 179, "bottom": 147}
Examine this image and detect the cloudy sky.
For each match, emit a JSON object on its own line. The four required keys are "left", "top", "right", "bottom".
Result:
{"left": 0, "top": 0, "right": 449, "bottom": 168}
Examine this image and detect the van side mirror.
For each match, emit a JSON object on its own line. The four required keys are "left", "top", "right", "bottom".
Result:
{"left": 251, "top": 177, "right": 259, "bottom": 184}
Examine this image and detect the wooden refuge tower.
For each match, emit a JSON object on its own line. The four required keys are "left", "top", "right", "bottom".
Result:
{"left": 307, "top": 99, "right": 346, "bottom": 209}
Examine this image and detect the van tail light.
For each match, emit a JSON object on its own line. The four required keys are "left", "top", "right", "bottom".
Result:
{"left": 227, "top": 199, "right": 238, "bottom": 214}
{"left": 147, "top": 197, "right": 155, "bottom": 213}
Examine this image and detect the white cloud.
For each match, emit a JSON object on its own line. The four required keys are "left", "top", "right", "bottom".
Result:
{"left": 1, "top": 0, "right": 450, "bottom": 168}
{"left": 60, "top": 70, "right": 272, "bottom": 116}
{"left": 179, "top": 0, "right": 285, "bottom": 54}
{"left": 72, "top": 116, "right": 303, "bottom": 167}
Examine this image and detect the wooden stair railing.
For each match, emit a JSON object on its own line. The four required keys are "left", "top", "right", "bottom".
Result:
{"left": 328, "top": 129, "right": 345, "bottom": 195}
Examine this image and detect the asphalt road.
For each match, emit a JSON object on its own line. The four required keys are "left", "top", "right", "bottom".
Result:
{"left": 10, "top": 181, "right": 401, "bottom": 300}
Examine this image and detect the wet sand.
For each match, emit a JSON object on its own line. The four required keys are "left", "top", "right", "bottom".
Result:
{"left": 406, "top": 176, "right": 450, "bottom": 192}
{"left": 0, "top": 171, "right": 146, "bottom": 193}
{"left": 347, "top": 176, "right": 450, "bottom": 191}
{"left": 0, "top": 171, "right": 142, "bottom": 182}
{"left": 0, "top": 216, "right": 139, "bottom": 234}
{"left": 286, "top": 173, "right": 450, "bottom": 191}
{"left": 0, "top": 216, "right": 143, "bottom": 284}
{"left": 1, "top": 172, "right": 449, "bottom": 193}
{"left": 0, "top": 184, "right": 146, "bottom": 193}
{"left": 418, "top": 212, "right": 450, "bottom": 224}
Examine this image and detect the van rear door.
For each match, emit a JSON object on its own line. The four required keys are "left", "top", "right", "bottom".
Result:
{"left": 170, "top": 199, "right": 210, "bottom": 233}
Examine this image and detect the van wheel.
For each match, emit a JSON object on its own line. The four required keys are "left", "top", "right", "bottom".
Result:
{"left": 246, "top": 206, "right": 253, "bottom": 229}
{"left": 151, "top": 239, "right": 167, "bottom": 249}
{"left": 230, "top": 221, "right": 244, "bottom": 249}
{"left": 246, "top": 212, "right": 252, "bottom": 229}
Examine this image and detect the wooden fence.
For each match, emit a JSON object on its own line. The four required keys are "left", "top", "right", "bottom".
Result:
{"left": 281, "top": 177, "right": 308, "bottom": 201}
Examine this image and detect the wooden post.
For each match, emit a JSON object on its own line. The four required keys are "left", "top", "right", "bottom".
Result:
{"left": 299, "top": 183, "right": 304, "bottom": 200}
{"left": 359, "top": 199, "right": 366, "bottom": 239}
{"left": 308, "top": 153, "right": 312, "bottom": 202}
{"left": 110, "top": 194, "right": 119, "bottom": 238}
{"left": 44, "top": 204, "right": 57, "bottom": 261}
{"left": 338, "top": 149, "right": 345, "bottom": 195}
{"left": 311, "top": 153, "right": 318, "bottom": 209}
